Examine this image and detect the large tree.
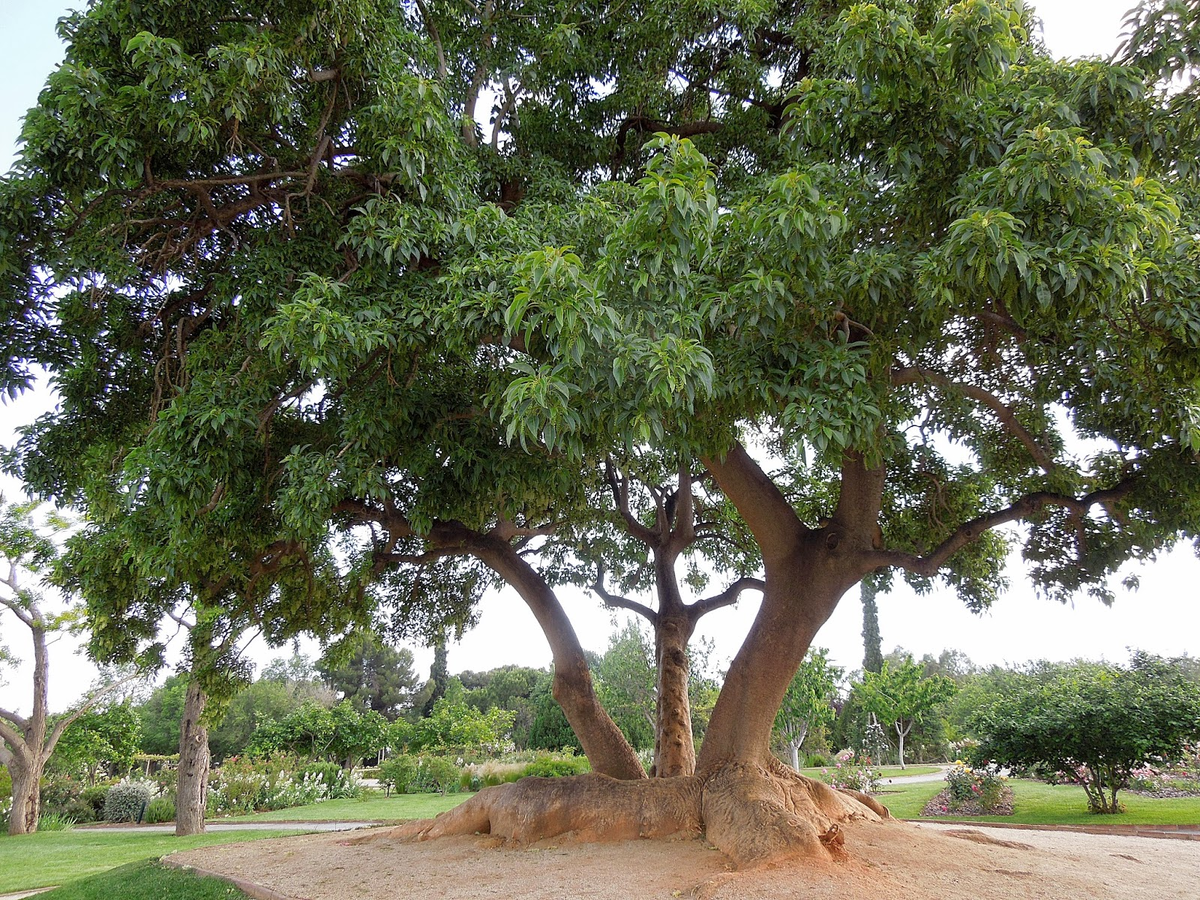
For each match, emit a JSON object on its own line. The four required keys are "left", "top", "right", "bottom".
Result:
{"left": 5, "top": 0, "right": 1200, "bottom": 867}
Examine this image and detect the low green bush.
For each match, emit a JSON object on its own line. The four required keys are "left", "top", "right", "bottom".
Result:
{"left": 144, "top": 797, "right": 175, "bottom": 824}
{"left": 521, "top": 756, "right": 590, "bottom": 778}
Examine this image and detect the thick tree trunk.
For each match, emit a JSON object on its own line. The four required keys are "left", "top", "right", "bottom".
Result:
{"left": 7, "top": 752, "right": 44, "bottom": 836}
{"left": 653, "top": 614, "right": 696, "bottom": 778}
{"left": 175, "top": 679, "right": 210, "bottom": 836}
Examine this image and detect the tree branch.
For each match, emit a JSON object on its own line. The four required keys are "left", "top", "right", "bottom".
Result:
{"left": 414, "top": 0, "right": 449, "bottom": 81}
{"left": 892, "top": 366, "right": 1059, "bottom": 474}
{"left": 604, "top": 458, "right": 659, "bottom": 547}
{"left": 690, "top": 576, "right": 765, "bottom": 621}
{"left": 0, "top": 706, "right": 30, "bottom": 732}
{"left": 865, "top": 483, "right": 1136, "bottom": 576}
{"left": 701, "top": 442, "right": 809, "bottom": 566}
{"left": 591, "top": 563, "right": 658, "bottom": 624}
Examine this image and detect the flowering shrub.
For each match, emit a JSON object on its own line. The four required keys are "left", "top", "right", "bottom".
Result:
{"left": 945, "top": 761, "right": 1005, "bottom": 812}
{"left": 821, "top": 752, "right": 881, "bottom": 793}
{"left": 207, "top": 754, "right": 363, "bottom": 816}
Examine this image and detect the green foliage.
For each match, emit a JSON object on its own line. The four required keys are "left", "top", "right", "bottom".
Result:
{"left": 969, "top": 652, "right": 1200, "bottom": 814}
{"left": 944, "top": 760, "right": 1006, "bottom": 812}
{"left": 6, "top": 0, "right": 1200, "bottom": 792}
{"left": 520, "top": 753, "right": 591, "bottom": 778}
{"left": 774, "top": 647, "right": 842, "bottom": 768}
{"left": 317, "top": 631, "right": 420, "bottom": 721}
{"left": 103, "top": 779, "right": 152, "bottom": 823}
{"left": 408, "top": 697, "right": 515, "bottom": 758}
{"left": 379, "top": 754, "right": 464, "bottom": 795}
{"left": 142, "top": 797, "right": 175, "bottom": 825}
{"left": 858, "top": 656, "right": 958, "bottom": 767}
{"left": 51, "top": 704, "right": 142, "bottom": 783}
{"left": 244, "top": 700, "right": 387, "bottom": 767}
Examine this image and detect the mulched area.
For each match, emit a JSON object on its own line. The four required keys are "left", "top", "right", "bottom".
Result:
{"left": 920, "top": 786, "right": 1015, "bottom": 818}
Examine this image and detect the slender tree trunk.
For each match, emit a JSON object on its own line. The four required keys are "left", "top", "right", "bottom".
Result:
{"left": 472, "top": 535, "right": 645, "bottom": 780}
{"left": 175, "top": 679, "right": 210, "bottom": 835}
{"left": 896, "top": 722, "right": 909, "bottom": 769}
{"left": 653, "top": 614, "right": 696, "bottom": 778}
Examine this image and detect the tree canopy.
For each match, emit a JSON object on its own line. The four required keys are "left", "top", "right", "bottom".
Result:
{"left": 4, "top": 0, "right": 1200, "bottom": 866}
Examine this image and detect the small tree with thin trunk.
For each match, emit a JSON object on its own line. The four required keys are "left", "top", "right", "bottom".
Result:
{"left": 774, "top": 648, "right": 842, "bottom": 771}
{"left": 969, "top": 653, "right": 1200, "bottom": 814}
{"left": 857, "top": 658, "right": 957, "bottom": 769}
{"left": 0, "top": 500, "right": 135, "bottom": 835}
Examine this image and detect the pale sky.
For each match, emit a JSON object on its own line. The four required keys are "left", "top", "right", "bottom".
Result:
{"left": 1, "top": 0, "right": 1197, "bottom": 715}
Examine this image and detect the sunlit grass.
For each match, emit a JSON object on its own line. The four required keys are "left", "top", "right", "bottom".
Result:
{"left": 0, "top": 828, "right": 302, "bottom": 894}
{"left": 878, "top": 778, "right": 1200, "bottom": 826}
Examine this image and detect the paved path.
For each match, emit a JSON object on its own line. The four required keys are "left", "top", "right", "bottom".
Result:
{"left": 876, "top": 766, "right": 950, "bottom": 785}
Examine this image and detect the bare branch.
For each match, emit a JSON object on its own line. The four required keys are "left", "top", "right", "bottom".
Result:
{"left": 591, "top": 563, "right": 658, "bottom": 624}
{"left": 0, "top": 706, "right": 30, "bottom": 731}
{"left": 690, "top": 576, "right": 765, "bottom": 621}
{"left": 892, "top": 366, "right": 1059, "bottom": 474}
{"left": 414, "top": 0, "right": 449, "bottom": 81}
{"left": 865, "top": 483, "right": 1136, "bottom": 577}
{"left": 604, "top": 458, "right": 659, "bottom": 547}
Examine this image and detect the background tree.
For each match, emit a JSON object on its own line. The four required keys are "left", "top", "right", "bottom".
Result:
{"left": 49, "top": 702, "right": 142, "bottom": 785}
{"left": 587, "top": 457, "right": 762, "bottom": 777}
{"left": 859, "top": 578, "right": 884, "bottom": 676}
{"left": 969, "top": 652, "right": 1200, "bottom": 813}
{"left": 774, "top": 648, "right": 842, "bottom": 771}
{"left": 459, "top": 665, "right": 546, "bottom": 749}
{"left": 857, "top": 657, "right": 956, "bottom": 768}
{"left": 318, "top": 631, "right": 420, "bottom": 721}
{"left": 0, "top": 500, "right": 135, "bottom": 834}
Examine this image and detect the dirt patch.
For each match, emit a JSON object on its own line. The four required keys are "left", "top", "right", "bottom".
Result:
{"left": 169, "top": 819, "right": 1200, "bottom": 900}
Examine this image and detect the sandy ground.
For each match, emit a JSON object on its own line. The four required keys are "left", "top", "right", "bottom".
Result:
{"left": 169, "top": 819, "right": 1200, "bottom": 900}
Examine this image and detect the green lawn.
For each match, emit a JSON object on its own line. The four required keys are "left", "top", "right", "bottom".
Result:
{"left": 877, "top": 778, "right": 1200, "bottom": 826}
{"left": 220, "top": 791, "right": 473, "bottom": 823}
{"left": 0, "top": 828, "right": 302, "bottom": 894}
{"left": 37, "top": 860, "right": 250, "bottom": 900}
{"left": 797, "top": 764, "right": 942, "bottom": 779}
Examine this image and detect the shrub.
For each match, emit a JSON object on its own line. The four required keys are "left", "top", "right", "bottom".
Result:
{"left": 944, "top": 761, "right": 1005, "bottom": 812}
{"left": 804, "top": 752, "right": 832, "bottom": 768}
{"left": 81, "top": 784, "right": 110, "bottom": 821}
{"left": 37, "top": 813, "right": 77, "bottom": 832}
{"left": 379, "top": 755, "right": 418, "bottom": 796}
{"left": 521, "top": 755, "right": 590, "bottom": 778}
{"left": 411, "top": 756, "right": 463, "bottom": 794}
{"left": 144, "top": 797, "right": 175, "bottom": 824}
{"left": 104, "top": 778, "right": 153, "bottom": 822}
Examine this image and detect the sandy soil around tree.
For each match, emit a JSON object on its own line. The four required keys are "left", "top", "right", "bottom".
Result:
{"left": 169, "top": 818, "right": 1200, "bottom": 900}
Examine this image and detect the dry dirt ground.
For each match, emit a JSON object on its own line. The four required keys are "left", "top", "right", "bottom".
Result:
{"left": 169, "top": 819, "right": 1200, "bottom": 900}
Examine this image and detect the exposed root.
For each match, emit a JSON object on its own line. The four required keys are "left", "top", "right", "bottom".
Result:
{"left": 348, "top": 763, "right": 888, "bottom": 870}
{"left": 347, "top": 773, "right": 702, "bottom": 847}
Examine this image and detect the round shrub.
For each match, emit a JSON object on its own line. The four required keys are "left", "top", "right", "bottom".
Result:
{"left": 104, "top": 778, "right": 153, "bottom": 823}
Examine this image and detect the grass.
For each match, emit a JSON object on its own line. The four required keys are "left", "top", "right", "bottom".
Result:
{"left": 796, "top": 764, "right": 942, "bottom": 779}
{"left": 877, "top": 778, "right": 1200, "bottom": 826}
{"left": 0, "top": 828, "right": 303, "bottom": 894}
{"left": 37, "top": 859, "right": 250, "bottom": 900}
{"left": 220, "top": 791, "right": 473, "bottom": 823}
